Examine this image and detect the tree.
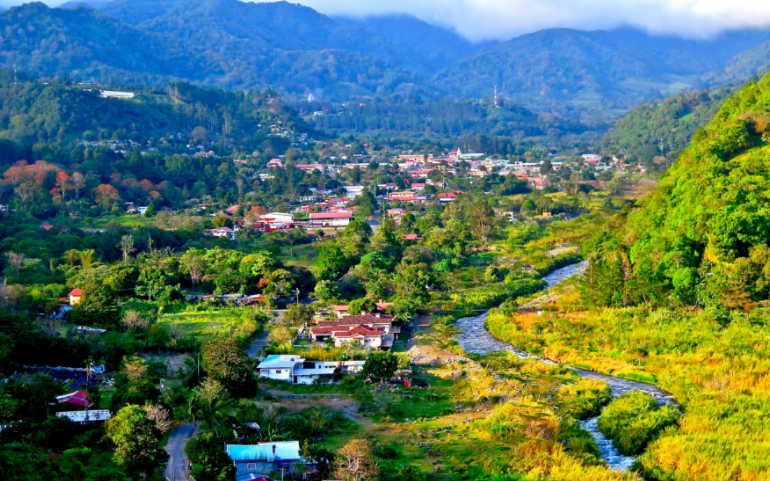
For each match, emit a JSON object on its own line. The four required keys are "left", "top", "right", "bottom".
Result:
{"left": 188, "top": 380, "right": 230, "bottom": 432}
{"left": 201, "top": 339, "right": 254, "bottom": 396}
{"left": 268, "top": 325, "right": 293, "bottom": 346}
{"left": 314, "top": 279, "right": 338, "bottom": 303}
{"left": 468, "top": 201, "right": 495, "bottom": 246}
{"left": 106, "top": 405, "right": 168, "bottom": 480}
{"left": 181, "top": 250, "right": 207, "bottom": 292}
{"left": 333, "top": 439, "right": 379, "bottom": 481}
{"left": 142, "top": 403, "right": 172, "bottom": 434}
{"left": 111, "top": 357, "right": 162, "bottom": 411}
{"left": 284, "top": 303, "right": 315, "bottom": 327}
{"left": 118, "top": 235, "right": 137, "bottom": 264}
{"left": 186, "top": 432, "right": 236, "bottom": 481}
{"left": 361, "top": 351, "right": 398, "bottom": 383}
{"left": 71, "top": 172, "right": 86, "bottom": 199}
{"left": 5, "top": 252, "right": 24, "bottom": 277}
{"left": 144, "top": 203, "right": 156, "bottom": 217}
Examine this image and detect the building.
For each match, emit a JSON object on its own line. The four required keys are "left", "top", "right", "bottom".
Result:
{"left": 211, "top": 227, "right": 236, "bottom": 238}
{"left": 308, "top": 212, "right": 353, "bottom": 229}
{"left": 56, "top": 391, "right": 93, "bottom": 408}
{"left": 260, "top": 213, "right": 293, "bottom": 225}
{"left": 56, "top": 410, "right": 111, "bottom": 424}
{"left": 256, "top": 355, "right": 304, "bottom": 381}
{"left": 310, "top": 314, "right": 397, "bottom": 350}
{"left": 100, "top": 90, "right": 135, "bottom": 99}
{"left": 226, "top": 442, "right": 303, "bottom": 478}
{"left": 225, "top": 205, "right": 241, "bottom": 216}
{"left": 256, "top": 356, "right": 364, "bottom": 384}
{"left": 68, "top": 289, "right": 82, "bottom": 306}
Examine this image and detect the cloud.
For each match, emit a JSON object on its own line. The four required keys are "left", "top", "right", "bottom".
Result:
{"left": 8, "top": 0, "right": 770, "bottom": 42}
{"left": 262, "top": 0, "right": 770, "bottom": 42}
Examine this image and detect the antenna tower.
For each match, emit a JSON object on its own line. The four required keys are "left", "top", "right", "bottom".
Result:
{"left": 12, "top": 65, "right": 17, "bottom": 84}
{"left": 494, "top": 85, "right": 498, "bottom": 108}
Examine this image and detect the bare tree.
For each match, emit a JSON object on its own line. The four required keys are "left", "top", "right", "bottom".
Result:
{"left": 333, "top": 439, "right": 379, "bottom": 481}
{"left": 142, "top": 404, "right": 172, "bottom": 433}
{"left": 181, "top": 252, "right": 207, "bottom": 292}
{"left": 6, "top": 252, "right": 24, "bottom": 277}
{"left": 118, "top": 235, "right": 136, "bottom": 264}
{"left": 71, "top": 173, "right": 86, "bottom": 199}
{"left": 122, "top": 310, "right": 147, "bottom": 330}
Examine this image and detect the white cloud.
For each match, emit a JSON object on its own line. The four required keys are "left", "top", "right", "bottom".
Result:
{"left": 262, "top": 0, "right": 770, "bottom": 42}
{"left": 8, "top": 0, "right": 770, "bottom": 42}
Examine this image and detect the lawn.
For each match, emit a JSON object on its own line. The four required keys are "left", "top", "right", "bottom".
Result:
{"left": 157, "top": 308, "right": 259, "bottom": 342}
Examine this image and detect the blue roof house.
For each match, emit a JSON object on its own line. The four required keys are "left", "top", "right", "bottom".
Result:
{"left": 226, "top": 441, "right": 304, "bottom": 478}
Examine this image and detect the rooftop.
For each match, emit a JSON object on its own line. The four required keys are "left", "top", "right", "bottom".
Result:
{"left": 226, "top": 441, "right": 301, "bottom": 462}
{"left": 257, "top": 355, "right": 304, "bottom": 370}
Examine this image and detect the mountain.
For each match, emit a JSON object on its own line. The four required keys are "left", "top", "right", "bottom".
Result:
{"left": 585, "top": 72, "right": 770, "bottom": 307}
{"left": 101, "top": 0, "right": 431, "bottom": 76}
{"left": 333, "top": 14, "right": 483, "bottom": 70}
{"left": 708, "top": 40, "right": 770, "bottom": 85}
{"left": 602, "top": 88, "right": 728, "bottom": 164}
{"left": 433, "top": 27, "right": 770, "bottom": 114}
{"left": 0, "top": 2, "right": 218, "bottom": 84}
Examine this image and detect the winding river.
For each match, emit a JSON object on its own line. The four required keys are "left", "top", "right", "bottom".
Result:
{"left": 455, "top": 261, "right": 677, "bottom": 470}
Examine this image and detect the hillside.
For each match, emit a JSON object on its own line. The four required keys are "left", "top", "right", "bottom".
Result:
{"left": 333, "top": 14, "right": 483, "bottom": 71}
{"left": 585, "top": 72, "right": 770, "bottom": 307}
{"left": 1, "top": 0, "right": 767, "bottom": 115}
{"left": 0, "top": 2, "right": 218, "bottom": 84}
{"left": 433, "top": 27, "right": 770, "bottom": 114}
{"left": 298, "top": 94, "right": 596, "bottom": 144}
{"left": 602, "top": 89, "right": 728, "bottom": 164}
{"left": 0, "top": 70, "right": 317, "bottom": 158}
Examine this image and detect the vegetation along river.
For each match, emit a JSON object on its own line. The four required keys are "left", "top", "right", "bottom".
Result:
{"left": 455, "top": 261, "right": 678, "bottom": 470}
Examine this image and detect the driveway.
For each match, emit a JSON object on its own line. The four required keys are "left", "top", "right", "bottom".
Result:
{"left": 165, "top": 422, "right": 197, "bottom": 480}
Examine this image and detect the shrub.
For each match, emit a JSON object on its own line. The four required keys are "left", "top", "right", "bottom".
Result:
{"left": 597, "top": 391, "right": 680, "bottom": 455}
{"left": 557, "top": 379, "right": 612, "bottom": 420}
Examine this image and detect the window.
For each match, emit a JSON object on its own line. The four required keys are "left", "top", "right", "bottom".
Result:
{"left": 247, "top": 463, "right": 257, "bottom": 471}
{"left": 275, "top": 370, "right": 282, "bottom": 374}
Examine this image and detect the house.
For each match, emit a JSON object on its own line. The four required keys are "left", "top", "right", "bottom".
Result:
{"left": 225, "top": 205, "right": 241, "bottom": 216}
{"left": 437, "top": 193, "right": 458, "bottom": 203}
{"left": 40, "top": 224, "right": 54, "bottom": 231}
{"left": 260, "top": 213, "right": 293, "bottom": 225}
{"left": 333, "top": 305, "right": 350, "bottom": 318}
{"left": 56, "top": 391, "right": 93, "bottom": 408}
{"left": 342, "top": 185, "right": 365, "bottom": 198}
{"left": 267, "top": 159, "right": 284, "bottom": 168}
{"left": 100, "top": 90, "right": 135, "bottom": 99}
{"left": 68, "top": 289, "right": 82, "bottom": 306}
{"left": 211, "top": 227, "right": 236, "bottom": 238}
{"left": 308, "top": 212, "right": 353, "bottom": 229}
{"left": 226, "top": 442, "right": 304, "bottom": 478}
{"left": 311, "top": 314, "right": 397, "bottom": 349}
{"left": 256, "top": 355, "right": 304, "bottom": 381}
{"left": 289, "top": 360, "right": 365, "bottom": 385}
{"left": 56, "top": 410, "right": 111, "bottom": 424}
{"left": 403, "top": 234, "right": 422, "bottom": 241}
{"left": 256, "top": 355, "right": 365, "bottom": 385}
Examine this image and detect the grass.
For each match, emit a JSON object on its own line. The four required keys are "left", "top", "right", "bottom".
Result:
{"left": 157, "top": 307, "right": 258, "bottom": 342}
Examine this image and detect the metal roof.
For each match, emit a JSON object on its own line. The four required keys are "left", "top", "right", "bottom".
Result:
{"left": 256, "top": 355, "right": 304, "bottom": 370}
{"left": 226, "top": 441, "right": 301, "bottom": 462}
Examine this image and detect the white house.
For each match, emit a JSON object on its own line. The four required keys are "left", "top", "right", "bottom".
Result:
{"left": 308, "top": 211, "right": 353, "bottom": 229}
{"left": 342, "top": 185, "right": 365, "bottom": 198}
{"left": 56, "top": 410, "right": 112, "bottom": 424}
{"left": 260, "top": 213, "right": 294, "bottom": 225}
{"left": 256, "top": 355, "right": 304, "bottom": 381}
{"left": 256, "top": 356, "right": 365, "bottom": 384}
{"left": 100, "top": 90, "right": 135, "bottom": 99}
{"left": 211, "top": 227, "right": 236, "bottom": 238}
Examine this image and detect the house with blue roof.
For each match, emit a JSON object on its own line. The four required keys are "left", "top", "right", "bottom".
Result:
{"left": 226, "top": 441, "right": 304, "bottom": 477}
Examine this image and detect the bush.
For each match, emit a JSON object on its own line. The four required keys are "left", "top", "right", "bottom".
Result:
{"left": 597, "top": 391, "right": 680, "bottom": 455}
{"left": 557, "top": 378, "right": 612, "bottom": 420}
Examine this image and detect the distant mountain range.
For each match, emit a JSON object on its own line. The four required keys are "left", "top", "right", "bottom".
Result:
{"left": 5, "top": 0, "right": 770, "bottom": 117}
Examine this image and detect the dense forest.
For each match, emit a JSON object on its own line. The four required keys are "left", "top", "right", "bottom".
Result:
{"left": 601, "top": 89, "right": 728, "bottom": 163}
{"left": 586, "top": 71, "right": 770, "bottom": 308}
{"left": 299, "top": 94, "right": 599, "bottom": 144}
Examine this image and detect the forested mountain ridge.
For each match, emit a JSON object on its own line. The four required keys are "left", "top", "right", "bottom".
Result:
{"left": 585, "top": 72, "right": 770, "bottom": 308}
{"left": 601, "top": 88, "right": 728, "bottom": 164}
{"left": 3, "top": 0, "right": 770, "bottom": 115}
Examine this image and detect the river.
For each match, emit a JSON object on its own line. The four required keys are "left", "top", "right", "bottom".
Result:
{"left": 455, "top": 261, "right": 676, "bottom": 470}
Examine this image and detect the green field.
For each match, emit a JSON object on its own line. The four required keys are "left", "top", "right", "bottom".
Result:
{"left": 157, "top": 308, "right": 261, "bottom": 342}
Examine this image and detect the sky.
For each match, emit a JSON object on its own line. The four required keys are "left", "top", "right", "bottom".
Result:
{"left": 17, "top": 0, "right": 770, "bottom": 42}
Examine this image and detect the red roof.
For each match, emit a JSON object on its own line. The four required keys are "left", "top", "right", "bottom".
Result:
{"left": 309, "top": 212, "right": 353, "bottom": 220}
{"left": 335, "top": 326, "right": 384, "bottom": 338}
{"left": 56, "top": 391, "right": 94, "bottom": 408}
{"left": 403, "top": 234, "right": 421, "bottom": 241}
{"left": 69, "top": 289, "right": 82, "bottom": 297}
{"left": 40, "top": 224, "right": 54, "bottom": 230}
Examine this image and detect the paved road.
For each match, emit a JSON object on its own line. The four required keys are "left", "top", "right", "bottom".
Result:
{"left": 247, "top": 310, "right": 287, "bottom": 359}
{"left": 165, "top": 422, "right": 197, "bottom": 481}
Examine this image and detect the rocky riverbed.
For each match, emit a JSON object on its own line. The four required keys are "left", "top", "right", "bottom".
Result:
{"left": 455, "top": 261, "right": 677, "bottom": 470}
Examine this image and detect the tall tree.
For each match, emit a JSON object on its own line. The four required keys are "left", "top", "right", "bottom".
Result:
{"left": 106, "top": 405, "right": 168, "bottom": 480}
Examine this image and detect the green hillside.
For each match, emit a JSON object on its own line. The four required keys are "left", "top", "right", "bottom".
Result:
{"left": 585, "top": 72, "right": 770, "bottom": 307}
{"left": 602, "top": 89, "right": 728, "bottom": 164}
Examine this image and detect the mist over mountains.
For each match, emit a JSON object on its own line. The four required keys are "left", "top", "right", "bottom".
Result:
{"left": 8, "top": 0, "right": 770, "bottom": 117}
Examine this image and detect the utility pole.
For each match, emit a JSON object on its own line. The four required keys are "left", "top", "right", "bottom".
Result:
{"left": 293, "top": 288, "right": 300, "bottom": 305}
{"left": 494, "top": 85, "right": 498, "bottom": 108}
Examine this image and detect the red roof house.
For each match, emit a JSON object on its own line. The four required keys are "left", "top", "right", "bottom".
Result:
{"left": 56, "top": 391, "right": 94, "bottom": 408}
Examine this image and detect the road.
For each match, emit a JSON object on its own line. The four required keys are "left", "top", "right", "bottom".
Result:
{"left": 247, "top": 309, "right": 286, "bottom": 359}
{"left": 165, "top": 422, "right": 197, "bottom": 481}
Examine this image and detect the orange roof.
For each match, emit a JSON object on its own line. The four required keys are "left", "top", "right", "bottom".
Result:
{"left": 69, "top": 289, "right": 82, "bottom": 297}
